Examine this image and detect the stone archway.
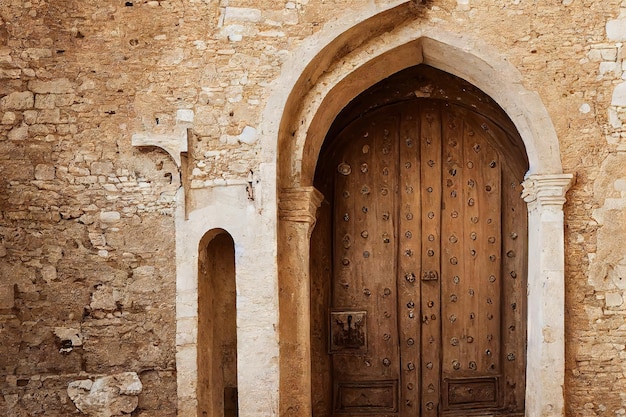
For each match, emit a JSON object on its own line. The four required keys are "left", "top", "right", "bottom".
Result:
{"left": 272, "top": 3, "right": 573, "bottom": 417}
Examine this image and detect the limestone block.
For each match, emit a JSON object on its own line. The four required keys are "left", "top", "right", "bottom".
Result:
{"left": 36, "top": 108, "right": 61, "bottom": 124}
{"left": 176, "top": 109, "right": 194, "bottom": 123}
{"left": 0, "top": 68, "right": 20, "bottom": 79}
{"left": 34, "top": 164, "right": 56, "bottom": 180}
{"left": 1, "top": 111, "right": 16, "bottom": 124}
{"left": 128, "top": 266, "right": 157, "bottom": 294}
{"left": 224, "top": 7, "right": 262, "bottom": 23}
{"left": 613, "top": 82, "right": 626, "bottom": 107}
{"left": 607, "top": 17, "right": 626, "bottom": 41}
{"left": 90, "top": 161, "right": 114, "bottom": 175}
{"left": 100, "top": 211, "right": 121, "bottom": 223}
{"left": 90, "top": 285, "right": 117, "bottom": 311}
{"left": 23, "top": 48, "right": 52, "bottom": 60}
{"left": 600, "top": 62, "right": 621, "bottom": 77}
{"left": 34, "top": 94, "right": 56, "bottom": 109}
{"left": 159, "top": 48, "right": 184, "bottom": 66}
{"left": 605, "top": 292, "right": 624, "bottom": 307}
{"left": 67, "top": 372, "right": 142, "bottom": 417}
{"left": 222, "top": 125, "right": 258, "bottom": 145}
{"left": 7, "top": 124, "right": 28, "bottom": 141}
{"left": 0, "top": 91, "right": 34, "bottom": 110}
{"left": 23, "top": 110, "right": 37, "bottom": 124}
{"left": 28, "top": 78, "right": 74, "bottom": 94}
{"left": 41, "top": 264, "right": 57, "bottom": 283}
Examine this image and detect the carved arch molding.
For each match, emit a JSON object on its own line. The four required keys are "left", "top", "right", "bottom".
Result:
{"left": 273, "top": 3, "right": 573, "bottom": 417}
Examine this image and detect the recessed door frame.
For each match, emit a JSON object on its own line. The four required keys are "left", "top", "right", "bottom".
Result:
{"left": 271, "top": 4, "right": 573, "bottom": 417}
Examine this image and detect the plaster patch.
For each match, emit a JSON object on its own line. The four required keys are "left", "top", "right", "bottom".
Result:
{"left": 612, "top": 82, "right": 626, "bottom": 106}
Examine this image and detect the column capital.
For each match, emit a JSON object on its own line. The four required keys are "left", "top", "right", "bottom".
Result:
{"left": 278, "top": 186, "right": 325, "bottom": 228}
{"left": 522, "top": 173, "right": 574, "bottom": 206}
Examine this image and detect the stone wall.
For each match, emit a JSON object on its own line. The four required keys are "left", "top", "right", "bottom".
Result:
{"left": 0, "top": 0, "right": 625, "bottom": 416}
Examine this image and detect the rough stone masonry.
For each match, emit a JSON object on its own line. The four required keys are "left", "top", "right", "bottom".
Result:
{"left": 0, "top": 0, "right": 626, "bottom": 416}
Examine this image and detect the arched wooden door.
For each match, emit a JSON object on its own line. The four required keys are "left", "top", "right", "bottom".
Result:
{"left": 327, "top": 100, "right": 526, "bottom": 417}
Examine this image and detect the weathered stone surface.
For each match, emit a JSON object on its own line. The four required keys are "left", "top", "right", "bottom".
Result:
{"left": 28, "top": 78, "right": 74, "bottom": 94}
{"left": 7, "top": 124, "right": 28, "bottom": 141}
{"left": 99, "top": 211, "right": 121, "bottom": 223}
{"left": 223, "top": 7, "right": 262, "bottom": 23}
{"left": 0, "top": 1, "right": 623, "bottom": 416}
{"left": 0, "top": 91, "right": 34, "bottom": 110}
{"left": 67, "top": 372, "right": 142, "bottom": 417}
{"left": 34, "top": 164, "right": 56, "bottom": 180}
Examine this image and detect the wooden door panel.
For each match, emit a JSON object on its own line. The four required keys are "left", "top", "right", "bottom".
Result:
{"left": 332, "top": 113, "right": 400, "bottom": 415}
{"left": 417, "top": 105, "right": 443, "bottom": 417}
{"left": 328, "top": 100, "right": 526, "bottom": 417}
{"left": 500, "top": 165, "right": 527, "bottom": 411}
{"left": 440, "top": 108, "right": 504, "bottom": 412}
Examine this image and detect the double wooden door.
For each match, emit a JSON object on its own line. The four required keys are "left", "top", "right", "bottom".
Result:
{"left": 328, "top": 101, "right": 526, "bottom": 416}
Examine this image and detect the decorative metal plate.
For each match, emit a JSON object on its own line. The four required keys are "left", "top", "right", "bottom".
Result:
{"left": 329, "top": 310, "right": 367, "bottom": 354}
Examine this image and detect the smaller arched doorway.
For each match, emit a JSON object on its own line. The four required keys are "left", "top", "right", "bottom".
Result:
{"left": 310, "top": 66, "right": 528, "bottom": 417}
{"left": 197, "top": 229, "right": 239, "bottom": 417}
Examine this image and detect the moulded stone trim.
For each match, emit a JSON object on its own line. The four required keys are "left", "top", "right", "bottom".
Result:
{"left": 267, "top": 3, "right": 574, "bottom": 417}
{"left": 266, "top": 2, "right": 565, "bottom": 192}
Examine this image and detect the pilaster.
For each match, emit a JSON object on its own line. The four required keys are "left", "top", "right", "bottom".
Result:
{"left": 521, "top": 173, "right": 573, "bottom": 417}
{"left": 277, "top": 186, "right": 325, "bottom": 417}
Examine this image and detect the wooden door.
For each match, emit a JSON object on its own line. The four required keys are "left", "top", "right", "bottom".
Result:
{"left": 329, "top": 100, "right": 526, "bottom": 417}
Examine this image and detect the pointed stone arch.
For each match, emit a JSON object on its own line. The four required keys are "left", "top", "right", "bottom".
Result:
{"left": 270, "top": 2, "right": 573, "bottom": 416}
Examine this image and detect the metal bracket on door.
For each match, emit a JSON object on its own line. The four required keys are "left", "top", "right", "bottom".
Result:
{"left": 421, "top": 271, "right": 439, "bottom": 281}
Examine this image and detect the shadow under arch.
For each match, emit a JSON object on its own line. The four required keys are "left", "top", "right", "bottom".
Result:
{"left": 274, "top": 2, "right": 572, "bottom": 417}
{"left": 197, "top": 228, "right": 238, "bottom": 417}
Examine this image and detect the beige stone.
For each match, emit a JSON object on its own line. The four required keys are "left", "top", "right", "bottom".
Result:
{"left": 67, "top": 373, "right": 142, "bottom": 417}
{"left": 28, "top": 78, "right": 74, "bottom": 94}
{"left": 7, "top": 124, "right": 28, "bottom": 141}
{"left": 0, "top": 0, "right": 625, "bottom": 416}
{"left": 34, "top": 164, "right": 55, "bottom": 180}
{"left": 0, "top": 91, "right": 34, "bottom": 110}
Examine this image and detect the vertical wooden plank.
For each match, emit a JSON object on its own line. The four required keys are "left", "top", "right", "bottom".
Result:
{"left": 477, "top": 125, "right": 502, "bottom": 377}
{"left": 397, "top": 106, "right": 421, "bottom": 415}
{"left": 332, "top": 120, "right": 363, "bottom": 384}
{"left": 367, "top": 113, "right": 400, "bottom": 387}
{"left": 440, "top": 106, "right": 466, "bottom": 379}
{"left": 461, "top": 117, "right": 502, "bottom": 378}
{"left": 501, "top": 165, "right": 527, "bottom": 412}
{"left": 419, "top": 103, "right": 442, "bottom": 417}
{"left": 331, "top": 109, "right": 401, "bottom": 413}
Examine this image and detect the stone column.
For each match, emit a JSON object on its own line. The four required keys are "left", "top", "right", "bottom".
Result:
{"left": 521, "top": 173, "right": 573, "bottom": 417}
{"left": 277, "top": 186, "right": 324, "bottom": 417}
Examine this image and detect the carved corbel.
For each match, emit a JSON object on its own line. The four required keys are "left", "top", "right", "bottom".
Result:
{"left": 131, "top": 126, "right": 189, "bottom": 168}
{"left": 278, "top": 187, "right": 325, "bottom": 237}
